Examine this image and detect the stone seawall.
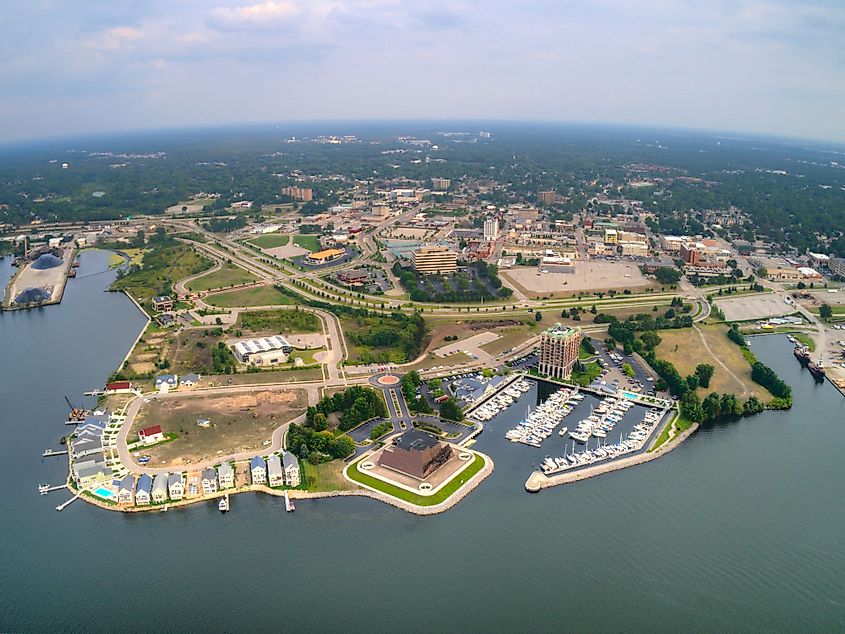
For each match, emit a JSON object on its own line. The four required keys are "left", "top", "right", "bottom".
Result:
{"left": 525, "top": 422, "right": 700, "bottom": 492}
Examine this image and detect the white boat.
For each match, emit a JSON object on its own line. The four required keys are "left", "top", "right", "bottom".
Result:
{"left": 218, "top": 494, "right": 229, "bottom": 513}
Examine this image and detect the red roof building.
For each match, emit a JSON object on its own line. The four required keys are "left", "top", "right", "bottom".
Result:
{"left": 106, "top": 381, "right": 132, "bottom": 392}
{"left": 139, "top": 425, "right": 164, "bottom": 444}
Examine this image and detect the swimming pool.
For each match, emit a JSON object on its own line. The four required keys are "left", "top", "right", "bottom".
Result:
{"left": 622, "top": 392, "right": 638, "bottom": 400}
{"left": 93, "top": 487, "right": 115, "bottom": 499}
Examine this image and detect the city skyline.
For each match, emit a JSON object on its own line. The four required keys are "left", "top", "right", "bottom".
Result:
{"left": 1, "top": 0, "right": 844, "bottom": 144}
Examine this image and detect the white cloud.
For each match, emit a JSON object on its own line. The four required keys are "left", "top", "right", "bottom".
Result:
{"left": 84, "top": 26, "right": 143, "bottom": 51}
{"left": 210, "top": 1, "right": 300, "bottom": 27}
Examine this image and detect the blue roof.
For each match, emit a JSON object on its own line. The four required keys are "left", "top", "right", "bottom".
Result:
{"left": 136, "top": 474, "right": 152, "bottom": 493}
{"left": 155, "top": 374, "right": 178, "bottom": 384}
{"left": 250, "top": 456, "right": 266, "bottom": 469}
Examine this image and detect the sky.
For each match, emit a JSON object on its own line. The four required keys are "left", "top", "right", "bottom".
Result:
{"left": 1, "top": 0, "right": 843, "bottom": 143}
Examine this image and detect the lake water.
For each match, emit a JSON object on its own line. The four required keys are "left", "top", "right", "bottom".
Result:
{"left": 1, "top": 250, "right": 844, "bottom": 632}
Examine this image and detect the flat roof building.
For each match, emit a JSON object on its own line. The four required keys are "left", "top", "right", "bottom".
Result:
{"left": 378, "top": 430, "right": 453, "bottom": 480}
{"left": 538, "top": 324, "right": 581, "bottom": 380}
{"left": 411, "top": 245, "right": 457, "bottom": 275}
{"left": 305, "top": 248, "right": 344, "bottom": 265}
{"left": 232, "top": 336, "right": 292, "bottom": 364}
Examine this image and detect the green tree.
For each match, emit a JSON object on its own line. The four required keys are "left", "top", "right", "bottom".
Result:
{"left": 695, "top": 363, "right": 715, "bottom": 388}
{"left": 439, "top": 397, "right": 463, "bottom": 421}
{"left": 819, "top": 303, "right": 833, "bottom": 321}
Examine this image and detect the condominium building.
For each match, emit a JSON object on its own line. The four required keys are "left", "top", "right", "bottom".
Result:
{"left": 538, "top": 190, "right": 556, "bottom": 205}
{"left": 538, "top": 324, "right": 582, "bottom": 380}
{"left": 282, "top": 186, "right": 313, "bottom": 201}
{"left": 411, "top": 246, "right": 458, "bottom": 274}
{"left": 483, "top": 218, "right": 499, "bottom": 241}
{"left": 431, "top": 177, "right": 451, "bottom": 191}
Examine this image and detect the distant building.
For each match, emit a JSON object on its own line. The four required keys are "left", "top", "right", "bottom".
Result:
{"left": 538, "top": 324, "right": 582, "bottom": 380}
{"left": 282, "top": 186, "right": 313, "bottom": 201}
{"left": 538, "top": 190, "right": 556, "bottom": 205}
{"left": 483, "top": 218, "right": 499, "bottom": 241}
{"left": 139, "top": 425, "right": 165, "bottom": 445}
{"left": 336, "top": 269, "right": 371, "bottom": 286}
{"left": 829, "top": 257, "right": 845, "bottom": 279}
{"left": 808, "top": 252, "right": 830, "bottom": 268}
{"left": 603, "top": 228, "right": 618, "bottom": 244}
{"left": 432, "top": 177, "right": 451, "bottom": 191}
{"left": 378, "top": 430, "right": 453, "bottom": 479}
{"left": 411, "top": 245, "right": 458, "bottom": 274}
{"left": 232, "top": 335, "right": 292, "bottom": 366}
{"left": 680, "top": 243, "right": 701, "bottom": 265}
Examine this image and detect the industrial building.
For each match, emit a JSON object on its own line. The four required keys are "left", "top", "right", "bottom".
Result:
{"left": 232, "top": 335, "right": 293, "bottom": 365}
{"left": 538, "top": 324, "right": 582, "bottom": 380}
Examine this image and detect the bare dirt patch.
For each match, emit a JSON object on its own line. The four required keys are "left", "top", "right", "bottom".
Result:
{"left": 502, "top": 261, "right": 651, "bottom": 298}
{"left": 716, "top": 294, "right": 795, "bottom": 322}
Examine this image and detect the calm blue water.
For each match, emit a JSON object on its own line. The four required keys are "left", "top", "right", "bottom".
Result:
{"left": 1, "top": 251, "right": 844, "bottom": 632}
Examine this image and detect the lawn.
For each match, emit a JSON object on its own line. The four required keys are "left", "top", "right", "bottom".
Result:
{"left": 654, "top": 324, "right": 770, "bottom": 400}
{"left": 186, "top": 263, "right": 257, "bottom": 292}
{"left": 237, "top": 308, "right": 322, "bottom": 334}
{"left": 346, "top": 453, "right": 486, "bottom": 506}
{"left": 248, "top": 233, "right": 290, "bottom": 249}
{"left": 569, "top": 361, "right": 602, "bottom": 386}
{"left": 131, "top": 389, "right": 307, "bottom": 468}
{"left": 649, "top": 411, "right": 693, "bottom": 452}
{"left": 293, "top": 234, "right": 322, "bottom": 252}
{"left": 303, "top": 461, "right": 357, "bottom": 492}
{"left": 111, "top": 243, "right": 213, "bottom": 307}
{"left": 204, "top": 285, "right": 296, "bottom": 308}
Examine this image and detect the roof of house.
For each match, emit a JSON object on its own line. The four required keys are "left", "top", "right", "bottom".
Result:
{"left": 119, "top": 474, "right": 134, "bottom": 490}
{"left": 106, "top": 381, "right": 132, "bottom": 390}
{"left": 75, "top": 464, "right": 112, "bottom": 481}
{"left": 167, "top": 473, "right": 182, "bottom": 487}
{"left": 182, "top": 373, "right": 200, "bottom": 383}
{"left": 152, "top": 473, "right": 168, "bottom": 491}
{"left": 267, "top": 454, "right": 283, "bottom": 476}
{"left": 393, "top": 429, "right": 440, "bottom": 452}
{"left": 136, "top": 474, "right": 152, "bottom": 493}
{"left": 140, "top": 425, "right": 162, "bottom": 437}
{"left": 218, "top": 463, "right": 234, "bottom": 475}
{"left": 201, "top": 468, "right": 217, "bottom": 481}
{"left": 250, "top": 456, "right": 266, "bottom": 470}
{"left": 282, "top": 451, "right": 298, "bottom": 470}
{"left": 155, "top": 374, "right": 178, "bottom": 385}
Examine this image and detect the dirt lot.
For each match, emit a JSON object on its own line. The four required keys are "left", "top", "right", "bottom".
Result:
{"left": 655, "top": 324, "right": 771, "bottom": 400}
{"left": 716, "top": 294, "right": 795, "bottom": 322}
{"left": 502, "top": 261, "right": 652, "bottom": 298}
{"left": 264, "top": 243, "right": 308, "bottom": 259}
{"left": 131, "top": 389, "right": 307, "bottom": 468}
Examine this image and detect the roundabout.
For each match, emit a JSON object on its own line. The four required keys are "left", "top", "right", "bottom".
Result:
{"left": 371, "top": 373, "right": 401, "bottom": 387}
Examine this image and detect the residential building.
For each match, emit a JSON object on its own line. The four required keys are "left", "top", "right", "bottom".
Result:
{"left": 117, "top": 475, "right": 134, "bottom": 505}
{"left": 680, "top": 243, "right": 701, "bottom": 265}
{"left": 250, "top": 456, "right": 267, "bottom": 485}
{"left": 431, "top": 177, "right": 451, "bottom": 191}
{"left": 180, "top": 373, "right": 200, "bottom": 388}
{"left": 201, "top": 468, "right": 218, "bottom": 495}
{"left": 152, "top": 474, "right": 169, "bottom": 503}
{"left": 155, "top": 374, "right": 179, "bottom": 392}
{"left": 152, "top": 296, "right": 174, "bottom": 311}
{"left": 139, "top": 425, "right": 165, "bottom": 445}
{"left": 829, "top": 257, "right": 845, "bottom": 279}
{"left": 411, "top": 245, "right": 458, "bottom": 274}
{"left": 135, "top": 474, "right": 152, "bottom": 505}
{"left": 75, "top": 464, "right": 112, "bottom": 488}
{"left": 232, "top": 335, "right": 293, "bottom": 365}
{"left": 267, "top": 454, "right": 285, "bottom": 487}
{"left": 538, "top": 324, "right": 582, "bottom": 380}
{"left": 378, "top": 430, "right": 453, "bottom": 479}
{"left": 167, "top": 473, "right": 184, "bottom": 500}
{"left": 218, "top": 463, "right": 235, "bottom": 489}
{"left": 71, "top": 431, "right": 103, "bottom": 459}
{"left": 483, "top": 218, "right": 499, "bottom": 241}
{"left": 282, "top": 451, "right": 301, "bottom": 487}
{"left": 105, "top": 381, "right": 133, "bottom": 393}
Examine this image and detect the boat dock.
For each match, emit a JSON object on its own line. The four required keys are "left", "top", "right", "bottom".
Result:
{"left": 56, "top": 488, "right": 87, "bottom": 511}
{"left": 284, "top": 490, "right": 295, "bottom": 512}
{"left": 42, "top": 448, "right": 68, "bottom": 457}
{"left": 38, "top": 483, "right": 67, "bottom": 495}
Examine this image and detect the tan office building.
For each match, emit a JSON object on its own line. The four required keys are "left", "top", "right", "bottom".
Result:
{"left": 538, "top": 324, "right": 582, "bottom": 380}
{"left": 411, "top": 246, "right": 458, "bottom": 274}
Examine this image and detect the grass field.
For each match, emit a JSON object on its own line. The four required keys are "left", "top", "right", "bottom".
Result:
{"left": 132, "top": 390, "right": 307, "bottom": 468}
{"left": 303, "top": 461, "right": 357, "bottom": 492}
{"left": 111, "top": 243, "right": 213, "bottom": 307}
{"left": 293, "top": 234, "right": 321, "bottom": 252}
{"left": 186, "top": 263, "right": 257, "bottom": 291}
{"left": 248, "top": 233, "right": 290, "bottom": 249}
{"left": 204, "top": 285, "right": 296, "bottom": 307}
{"left": 655, "top": 324, "right": 770, "bottom": 400}
{"left": 346, "top": 453, "right": 486, "bottom": 506}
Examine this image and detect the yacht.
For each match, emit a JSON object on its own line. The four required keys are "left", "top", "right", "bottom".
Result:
{"left": 219, "top": 494, "right": 230, "bottom": 513}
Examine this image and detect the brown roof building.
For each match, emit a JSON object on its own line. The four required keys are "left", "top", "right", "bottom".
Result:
{"left": 378, "top": 430, "right": 452, "bottom": 479}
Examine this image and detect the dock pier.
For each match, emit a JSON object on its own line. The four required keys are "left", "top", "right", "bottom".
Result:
{"left": 43, "top": 448, "right": 68, "bottom": 457}
{"left": 38, "top": 484, "right": 67, "bottom": 495}
{"left": 56, "top": 488, "right": 87, "bottom": 511}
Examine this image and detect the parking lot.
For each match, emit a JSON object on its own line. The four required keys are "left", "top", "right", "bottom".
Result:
{"left": 715, "top": 294, "right": 795, "bottom": 322}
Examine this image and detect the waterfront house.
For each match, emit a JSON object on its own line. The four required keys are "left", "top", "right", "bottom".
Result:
{"left": 282, "top": 451, "right": 301, "bottom": 487}
{"left": 139, "top": 425, "right": 165, "bottom": 445}
{"left": 250, "top": 456, "right": 267, "bottom": 485}
{"left": 217, "top": 463, "right": 235, "bottom": 489}
{"left": 201, "top": 468, "right": 218, "bottom": 495}
{"left": 71, "top": 431, "right": 103, "bottom": 459}
{"left": 181, "top": 373, "right": 201, "bottom": 388}
{"left": 75, "top": 464, "right": 112, "bottom": 488}
{"left": 267, "top": 455, "right": 284, "bottom": 487}
{"left": 155, "top": 374, "right": 179, "bottom": 392}
{"left": 152, "top": 473, "right": 169, "bottom": 503}
{"left": 135, "top": 474, "right": 152, "bottom": 505}
{"left": 117, "top": 474, "right": 134, "bottom": 505}
{"left": 152, "top": 295, "right": 174, "bottom": 312}
{"left": 167, "top": 473, "right": 184, "bottom": 500}
{"left": 105, "top": 381, "right": 133, "bottom": 394}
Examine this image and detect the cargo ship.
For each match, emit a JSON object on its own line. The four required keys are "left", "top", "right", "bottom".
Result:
{"left": 808, "top": 361, "right": 826, "bottom": 381}
{"left": 793, "top": 346, "right": 810, "bottom": 365}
